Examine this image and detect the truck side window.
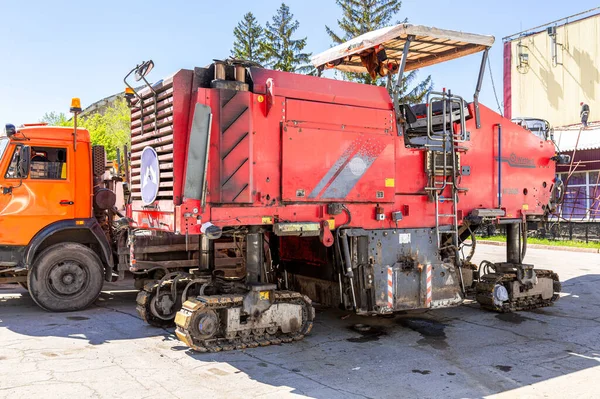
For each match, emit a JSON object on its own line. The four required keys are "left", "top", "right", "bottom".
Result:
{"left": 5, "top": 145, "right": 23, "bottom": 179}
{"left": 30, "top": 147, "right": 67, "bottom": 180}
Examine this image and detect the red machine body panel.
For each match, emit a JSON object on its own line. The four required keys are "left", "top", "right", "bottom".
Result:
{"left": 282, "top": 126, "right": 396, "bottom": 203}
{"left": 129, "top": 67, "right": 556, "bottom": 236}
{"left": 459, "top": 104, "right": 554, "bottom": 218}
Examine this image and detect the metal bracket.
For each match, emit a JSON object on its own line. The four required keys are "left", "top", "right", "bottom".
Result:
{"left": 516, "top": 265, "right": 536, "bottom": 289}
{"left": 461, "top": 166, "right": 471, "bottom": 176}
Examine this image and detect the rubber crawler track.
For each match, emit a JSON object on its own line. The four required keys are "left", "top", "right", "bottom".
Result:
{"left": 475, "top": 269, "right": 561, "bottom": 312}
{"left": 174, "top": 291, "right": 315, "bottom": 353}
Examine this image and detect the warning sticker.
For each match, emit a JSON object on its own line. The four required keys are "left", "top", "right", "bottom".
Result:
{"left": 399, "top": 233, "right": 411, "bottom": 244}
{"left": 259, "top": 291, "right": 270, "bottom": 300}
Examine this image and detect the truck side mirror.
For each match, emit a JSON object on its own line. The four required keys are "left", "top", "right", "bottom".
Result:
{"left": 135, "top": 60, "right": 154, "bottom": 82}
{"left": 18, "top": 145, "right": 31, "bottom": 178}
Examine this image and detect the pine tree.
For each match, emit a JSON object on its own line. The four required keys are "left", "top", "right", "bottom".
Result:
{"left": 326, "top": 0, "right": 432, "bottom": 103}
{"left": 262, "top": 3, "right": 312, "bottom": 74}
{"left": 231, "top": 12, "right": 267, "bottom": 64}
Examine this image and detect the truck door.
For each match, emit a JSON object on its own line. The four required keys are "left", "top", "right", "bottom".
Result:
{"left": 0, "top": 144, "right": 75, "bottom": 246}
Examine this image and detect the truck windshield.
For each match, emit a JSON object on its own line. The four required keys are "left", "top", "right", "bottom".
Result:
{"left": 0, "top": 138, "right": 8, "bottom": 160}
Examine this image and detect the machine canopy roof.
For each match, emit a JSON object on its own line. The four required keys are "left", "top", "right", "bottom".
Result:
{"left": 311, "top": 24, "right": 495, "bottom": 74}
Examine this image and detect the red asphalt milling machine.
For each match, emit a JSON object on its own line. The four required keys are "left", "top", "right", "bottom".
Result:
{"left": 123, "top": 24, "right": 566, "bottom": 352}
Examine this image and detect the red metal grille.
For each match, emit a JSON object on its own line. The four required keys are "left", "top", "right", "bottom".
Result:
{"left": 129, "top": 80, "right": 175, "bottom": 201}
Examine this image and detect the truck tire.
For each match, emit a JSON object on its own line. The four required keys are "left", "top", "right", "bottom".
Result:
{"left": 28, "top": 243, "right": 104, "bottom": 312}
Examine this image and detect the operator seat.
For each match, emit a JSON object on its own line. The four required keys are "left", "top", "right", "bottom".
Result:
{"left": 400, "top": 100, "right": 471, "bottom": 148}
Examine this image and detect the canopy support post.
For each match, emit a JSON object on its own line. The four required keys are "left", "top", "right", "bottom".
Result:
{"left": 474, "top": 47, "right": 489, "bottom": 129}
{"left": 393, "top": 35, "right": 414, "bottom": 136}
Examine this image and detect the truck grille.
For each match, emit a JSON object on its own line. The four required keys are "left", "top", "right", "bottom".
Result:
{"left": 130, "top": 81, "right": 175, "bottom": 202}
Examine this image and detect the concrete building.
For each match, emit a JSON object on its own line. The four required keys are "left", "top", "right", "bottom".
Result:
{"left": 553, "top": 126, "right": 600, "bottom": 220}
{"left": 504, "top": 8, "right": 600, "bottom": 221}
{"left": 503, "top": 9, "right": 599, "bottom": 126}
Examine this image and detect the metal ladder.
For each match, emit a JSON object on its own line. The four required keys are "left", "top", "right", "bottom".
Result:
{"left": 423, "top": 89, "right": 468, "bottom": 253}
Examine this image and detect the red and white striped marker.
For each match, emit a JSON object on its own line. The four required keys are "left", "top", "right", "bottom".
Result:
{"left": 425, "top": 263, "right": 433, "bottom": 308}
{"left": 387, "top": 266, "right": 394, "bottom": 309}
{"left": 129, "top": 240, "right": 137, "bottom": 271}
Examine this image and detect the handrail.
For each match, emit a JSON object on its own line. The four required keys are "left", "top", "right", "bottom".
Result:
{"left": 425, "top": 91, "right": 467, "bottom": 142}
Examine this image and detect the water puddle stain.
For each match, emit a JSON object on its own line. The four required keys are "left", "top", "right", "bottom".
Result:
{"left": 412, "top": 369, "right": 431, "bottom": 375}
{"left": 496, "top": 312, "right": 547, "bottom": 325}
{"left": 495, "top": 313, "right": 530, "bottom": 324}
{"left": 397, "top": 318, "right": 448, "bottom": 350}
{"left": 495, "top": 365, "right": 512, "bottom": 372}
{"left": 346, "top": 324, "right": 387, "bottom": 343}
{"left": 66, "top": 316, "right": 89, "bottom": 321}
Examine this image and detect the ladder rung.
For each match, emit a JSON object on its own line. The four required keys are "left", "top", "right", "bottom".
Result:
{"left": 438, "top": 214, "right": 456, "bottom": 217}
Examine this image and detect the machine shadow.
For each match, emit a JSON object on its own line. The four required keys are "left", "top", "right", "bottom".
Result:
{"left": 0, "top": 282, "right": 176, "bottom": 346}
{"left": 1, "top": 274, "right": 599, "bottom": 398}
{"left": 177, "top": 273, "right": 600, "bottom": 399}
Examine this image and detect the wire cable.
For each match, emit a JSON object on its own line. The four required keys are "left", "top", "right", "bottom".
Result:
{"left": 487, "top": 54, "right": 503, "bottom": 116}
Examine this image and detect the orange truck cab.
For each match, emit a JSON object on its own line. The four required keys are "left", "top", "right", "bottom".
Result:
{"left": 0, "top": 123, "right": 117, "bottom": 311}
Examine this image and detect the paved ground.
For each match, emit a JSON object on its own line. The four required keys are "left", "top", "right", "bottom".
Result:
{"left": 1, "top": 246, "right": 599, "bottom": 399}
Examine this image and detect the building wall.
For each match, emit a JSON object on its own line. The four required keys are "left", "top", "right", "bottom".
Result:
{"left": 507, "top": 14, "right": 600, "bottom": 127}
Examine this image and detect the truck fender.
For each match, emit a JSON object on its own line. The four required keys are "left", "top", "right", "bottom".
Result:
{"left": 24, "top": 219, "right": 114, "bottom": 281}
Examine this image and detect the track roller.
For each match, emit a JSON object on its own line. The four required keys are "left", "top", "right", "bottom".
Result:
{"left": 136, "top": 273, "right": 208, "bottom": 328}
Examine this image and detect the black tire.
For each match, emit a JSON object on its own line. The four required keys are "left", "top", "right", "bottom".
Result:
{"left": 28, "top": 243, "right": 104, "bottom": 312}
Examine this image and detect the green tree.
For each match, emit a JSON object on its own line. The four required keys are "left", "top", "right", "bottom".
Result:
{"left": 262, "top": 3, "right": 312, "bottom": 74}
{"left": 82, "top": 99, "right": 130, "bottom": 160}
{"left": 39, "top": 99, "right": 130, "bottom": 160}
{"left": 231, "top": 12, "right": 267, "bottom": 64}
{"left": 326, "top": 0, "right": 432, "bottom": 103}
{"left": 40, "top": 111, "right": 70, "bottom": 126}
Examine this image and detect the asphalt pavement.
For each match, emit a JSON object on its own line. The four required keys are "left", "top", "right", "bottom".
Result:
{"left": 1, "top": 245, "right": 599, "bottom": 399}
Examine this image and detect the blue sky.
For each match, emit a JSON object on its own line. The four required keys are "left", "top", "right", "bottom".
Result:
{"left": 0, "top": 0, "right": 597, "bottom": 125}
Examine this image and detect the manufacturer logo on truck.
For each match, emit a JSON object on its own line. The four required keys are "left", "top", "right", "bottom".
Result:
{"left": 495, "top": 153, "right": 536, "bottom": 169}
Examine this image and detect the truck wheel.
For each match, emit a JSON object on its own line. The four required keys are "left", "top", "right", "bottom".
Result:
{"left": 28, "top": 243, "right": 104, "bottom": 312}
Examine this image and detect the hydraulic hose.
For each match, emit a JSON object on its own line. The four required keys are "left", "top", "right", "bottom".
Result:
{"left": 521, "top": 223, "right": 528, "bottom": 261}
{"left": 340, "top": 230, "right": 354, "bottom": 279}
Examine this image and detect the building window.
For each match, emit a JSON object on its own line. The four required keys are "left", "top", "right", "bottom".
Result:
{"left": 558, "top": 170, "right": 600, "bottom": 220}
